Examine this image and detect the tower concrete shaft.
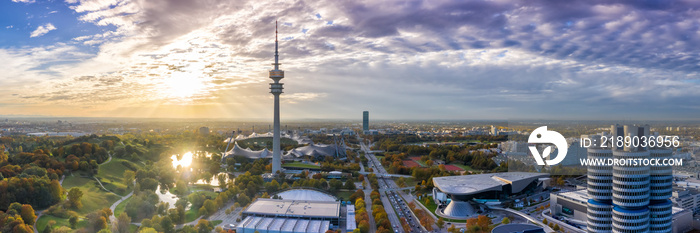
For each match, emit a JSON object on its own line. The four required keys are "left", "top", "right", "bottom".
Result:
{"left": 269, "top": 21, "right": 284, "bottom": 174}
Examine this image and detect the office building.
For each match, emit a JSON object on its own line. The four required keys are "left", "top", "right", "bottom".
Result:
{"left": 585, "top": 125, "right": 674, "bottom": 233}
{"left": 551, "top": 190, "right": 691, "bottom": 233}
{"left": 432, "top": 172, "right": 549, "bottom": 218}
{"left": 362, "top": 111, "right": 369, "bottom": 131}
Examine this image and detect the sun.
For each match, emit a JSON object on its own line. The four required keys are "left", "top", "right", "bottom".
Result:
{"left": 171, "top": 152, "right": 193, "bottom": 168}
{"left": 163, "top": 72, "right": 206, "bottom": 99}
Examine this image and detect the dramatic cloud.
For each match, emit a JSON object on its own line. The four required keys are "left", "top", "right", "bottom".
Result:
{"left": 1, "top": 0, "right": 699, "bottom": 119}
{"left": 29, "top": 23, "right": 56, "bottom": 38}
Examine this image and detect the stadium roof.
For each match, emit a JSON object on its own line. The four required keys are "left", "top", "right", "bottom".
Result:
{"left": 243, "top": 198, "right": 341, "bottom": 219}
{"left": 277, "top": 189, "right": 337, "bottom": 202}
{"left": 433, "top": 172, "right": 549, "bottom": 195}
{"left": 294, "top": 219, "right": 310, "bottom": 232}
{"left": 284, "top": 143, "right": 344, "bottom": 159}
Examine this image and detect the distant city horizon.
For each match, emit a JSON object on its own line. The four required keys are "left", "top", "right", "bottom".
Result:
{"left": 1, "top": 115, "right": 700, "bottom": 127}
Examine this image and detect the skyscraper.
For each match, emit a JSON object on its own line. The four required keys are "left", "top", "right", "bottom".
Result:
{"left": 269, "top": 21, "right": 284, "bottom": 174}
{"left": 586, "top": 125, "right": 672, "bottom": 233}
{"left": 362, "top": 111, "right": 369, "bottom": 131}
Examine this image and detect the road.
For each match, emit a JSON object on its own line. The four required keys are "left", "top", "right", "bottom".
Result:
{"left": 359, "top": 137, "right": 431, "bottom": 233}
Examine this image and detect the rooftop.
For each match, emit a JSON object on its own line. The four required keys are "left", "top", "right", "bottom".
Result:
{"left": 277, "top": 189, "right": 337, "bottom": 202}
{"left": 554, "top": 189, "right": 589, "bottom": 204}
{"left": 562, "top": 190, "right": 687, "bottom": 215}
{"left": 433, "top": 172, "right": 549, "bottom": 195}
{"left": 243, "top": 198, "right": 341, "bottom": 219}
{"left": 294, "top": 219, "right": 310, "bottom": 232}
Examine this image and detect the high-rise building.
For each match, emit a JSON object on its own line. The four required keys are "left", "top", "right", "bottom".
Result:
{"left": 586, "top": 124, "right": 673, "bottom": 233}
{"left": 199, "top": 126, "right": 209, "bottom": 136}
{"left": 269, "top": 21, "right": 284, "bottom": 174}
{"left": 362, "top": 111, "right": 369, "bottom": 131}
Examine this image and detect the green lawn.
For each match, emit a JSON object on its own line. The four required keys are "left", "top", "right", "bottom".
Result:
{"left": 422, "top": 196, "right": 467, "bottom": 223}
{"left": 451, "top": 163, "right": 479, "bottom": 172}
{"left": 335, "top": 190, "right": 355, "bottom": 202}
{"left": 61, "top": 176, "right": 122, "bottom": 216}
{"left": 211, "top": 220, "right": 223, "bottom": 226}
{"left": 36, "top": 214, "right": 87, "bottom": 232}
{"left": 96, "top": 158, "right": 138, "bottom": 196}
{"left": 196, "top": 190, "right": 218, "bottom": 199}
{"left": 185, "top": 207, "right": 200, "bottom": 223}
{"left": 282, "top": 161, "right": 320, "bottom": 169}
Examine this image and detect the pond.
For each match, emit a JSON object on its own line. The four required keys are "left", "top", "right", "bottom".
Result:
{"left": 193, "top": 172, "right": 231, "bottom": 187}
{"left": 168, "top": 151, "right": 230, "bottom": 192}
{"left": 155, "top": 185, "right": 180, "bottom": 209}
{"left": 171, "top": 151, "right": 214, "bottom": 168}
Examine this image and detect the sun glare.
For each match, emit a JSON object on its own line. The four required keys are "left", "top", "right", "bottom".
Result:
{"left": 171, "top": 152, "right": 193, "bottom": 168}
{"left": 164, "top": 72, "right": 206, "bottom": 99}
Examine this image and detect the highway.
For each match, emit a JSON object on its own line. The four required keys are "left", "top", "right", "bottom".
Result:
{"left": 359, "top": 137, "right": 433, "bottom": 233}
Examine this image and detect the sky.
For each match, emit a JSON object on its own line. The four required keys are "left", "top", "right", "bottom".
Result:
{"left": 0, "top": 0, "right": 699, "bottom": 120}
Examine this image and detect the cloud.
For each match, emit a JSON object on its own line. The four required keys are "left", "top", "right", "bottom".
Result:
{"left": 4, "top": 0, "right": 700, "bottom": 119}
{"left": 12, "top": 0, "right": 35, "bottom": 3}
{"left": 30, "top": 23, "right": 56, "bottom": 38}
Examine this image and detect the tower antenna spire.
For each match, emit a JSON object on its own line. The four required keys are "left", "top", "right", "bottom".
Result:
{"left": 274, "top": 20, "right": 279, "bottom": 70}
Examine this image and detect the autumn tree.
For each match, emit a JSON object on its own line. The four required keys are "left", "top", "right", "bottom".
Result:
{"left": 117, "top": 212, "right": 131, "bottom": 233}
{"left": 20, "top": 204, "right": 36, "bottom": 226}
{"left": 477, "top": 215, "right": 490, "bottom": 229}
{"left": 437, "top": 218, "right": 445, "bottom": 230}
{"left": 67, "top": 187, "right": 83, "bottom": 209}
{"left": 502, "top": 217, "right": 510, "bottom": 224}
{"left": 196, "top": 219, "right": 213, "bottom": 233}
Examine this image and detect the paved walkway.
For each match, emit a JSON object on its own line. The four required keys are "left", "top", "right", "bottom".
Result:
{"left": 109, "top": 189, "right": 134, "bottom": 222}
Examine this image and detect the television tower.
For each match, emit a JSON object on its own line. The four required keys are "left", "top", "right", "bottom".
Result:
{"left": 269, "top": 21, "right": 284, "bottom": 174}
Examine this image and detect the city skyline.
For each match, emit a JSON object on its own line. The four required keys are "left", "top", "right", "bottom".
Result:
{"left": 1, "top": 0, "right": 700, "bottom": 120}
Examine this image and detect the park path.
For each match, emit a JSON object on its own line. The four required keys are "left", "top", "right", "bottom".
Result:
{"left": 108, "top": 186, "right": 134, "bottom": 223}
{"left": 100, "top": 152, "right": 113, "bottom": 165}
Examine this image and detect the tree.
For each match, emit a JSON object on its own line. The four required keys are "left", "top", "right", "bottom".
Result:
{"left": 67, "top": 187, "right": 84, "bottom": 209}
{"left": 13, "top": 224, "right": 33, "bottom": 233}
{"left": 542, "top": 218, "right": 548, "bottom": 225}
{"left": 329, "top": 179, "right": 343, "bottom": 193}
{"left": 217, "top": 173, "right": 227, "bottom": 190}
{"left": 436, "top": 218, "right": 445, "bottom": 230}
{"left": 140, "top": 228, "right": 158, "bottom": 233}
{"left": 20, "top": 204, "right": 36, "bottom": 226}
{"left": 160, "top": 216, "right": 175, "bottom": 233}
{"left": 477, "top": 215, "right": 490, "bottom": 229}
{"left": 448, "top": 225, "right": 457, "bottom": 233}
{"left": 69, "top": 215, "right": 79, "bottom": 229}
{"left": 117, "top": 212, "right": 131, "bottom": 233}
{"left": 196, "top": 219, "right": 213, "bottom": 233}
{"left": 553, "top": 224, "right": 560, "bottom": 231}
{"left": 502, "top": 217, "right": 510, "bottom": 224}
{"left": 345, "top": 179, "right": 357, "bottom": 190}
{"left": 358, "top": 220, "right": 370, "bottom": 233}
